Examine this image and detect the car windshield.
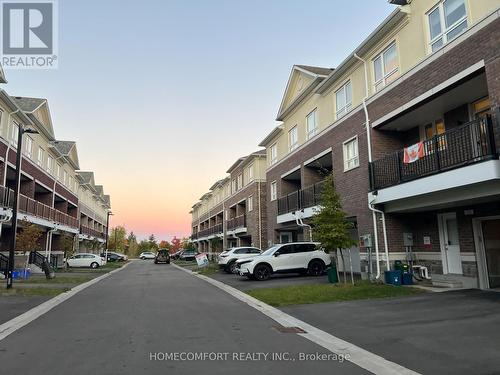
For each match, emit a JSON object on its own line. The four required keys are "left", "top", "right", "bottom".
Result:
{"left": 260, "top": 246, "right": 279, "bottom": 256}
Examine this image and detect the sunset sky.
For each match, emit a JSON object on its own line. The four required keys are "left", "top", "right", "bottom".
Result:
{"left": 3, "top": 0, "right": 394, "bottom": 240}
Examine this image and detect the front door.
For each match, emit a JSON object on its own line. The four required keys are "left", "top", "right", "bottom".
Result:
{"left": 279, "top": 232, "right": 292, "bottom": 244}
{"left": 438, "top": 213, "right": 463, "bottom": 274}
{"left": 482, "top": 219, "right": 500, "bottom": 288}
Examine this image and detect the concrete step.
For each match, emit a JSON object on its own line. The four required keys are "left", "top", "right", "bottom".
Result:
{"left": 431, "top": 274, "right": 466, "bottom": 288}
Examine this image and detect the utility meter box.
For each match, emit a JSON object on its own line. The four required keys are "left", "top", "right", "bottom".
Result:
{"left": 359, "top": 234, "right": 372, "bottom": 248}
{"left": 403, "top": 233, "right": 414, "bottom": 247}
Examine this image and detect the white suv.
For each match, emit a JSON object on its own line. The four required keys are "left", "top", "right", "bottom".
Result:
{"left": 236, "top": 242, "right": 331, "bottom": 281}
{"left": 218, "top": 247, "right": 261, "bottom": 273}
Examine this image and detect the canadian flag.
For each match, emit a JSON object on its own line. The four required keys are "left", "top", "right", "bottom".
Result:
{"left": 403, "top": 142, "right": 424, "bottom": 164}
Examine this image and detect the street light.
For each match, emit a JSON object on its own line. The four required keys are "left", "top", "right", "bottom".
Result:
{"left": 6, "top": 126, "right": 39, "bottom": 289}
{"left": 104, "top": 211, "right": 113, "bottom": 262}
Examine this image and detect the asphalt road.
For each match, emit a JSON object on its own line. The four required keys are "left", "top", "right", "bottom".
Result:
{"left": 0, "top": 260, "right": 368, "bottom": 375}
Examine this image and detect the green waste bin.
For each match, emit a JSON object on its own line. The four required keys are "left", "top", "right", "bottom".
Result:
{"left": 327, "top": 265, "right": 338, "bottom": 283}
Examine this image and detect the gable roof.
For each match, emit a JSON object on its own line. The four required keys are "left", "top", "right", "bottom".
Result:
{"left": 276, "top": 65, "right": 333, "bottom": 121}
{"left": 0, "top": 65, "right": 6, "bottom": 84}
{"left": 258, "top": 124, "right": 284, "bottom": 147}
{"left": 226, "top": 157, "right": 246, "bottom": 174}
{"left": 11, "top": 96, "right": 56, "bottom": 140}
{"left": 51, "top": 140, "right": 80, "bottom": 169}
{"left": 103, "top": 195, "right": 111, "bottom": 207}
{"left": 76, "top": 171, "right": 96, "bottom": 187}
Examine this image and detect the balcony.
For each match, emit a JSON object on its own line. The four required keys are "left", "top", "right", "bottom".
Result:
{"left": 369, "top": 117, "right": 497, "bottom": 191}
{"left": 18, "top": 194, "right": 79, "bottom": 229}
{"left": 80, "top": 225, "right": 105, "bottom": 239}
{"left": 227, "top": 215, "right": 246, "bottom": 231}
{"left": 277, "top": 180, "right": 326, "bottom": 216}
{"left": 0, "top": 186, "right": 14, "bottom": 209}
{"left": 197, "top": 223, "right": 223, "bottom": 238}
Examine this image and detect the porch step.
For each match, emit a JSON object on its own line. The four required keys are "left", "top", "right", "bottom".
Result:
{"left": 29, "top": 263, "right": 45, "bottom": 275}
{"left": 431, "top": 274, "right": 467, "bottom": 288}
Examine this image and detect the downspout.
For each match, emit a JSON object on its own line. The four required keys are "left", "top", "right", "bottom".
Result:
{"left": 257, "top": 156, "right": 262, "bottom": 249}
{"left": 353, "top": 53, "right": 390, "bottom": 277}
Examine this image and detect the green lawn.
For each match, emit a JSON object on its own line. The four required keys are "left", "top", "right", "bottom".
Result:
{"left": 17, "top": 276, "right": 93, "bottom": 284}
{"left": 173, "top": 259, "right": 220, "bottom": 275}
{"left": 246, "top": 281, "right": 425, "bottom": 307}
{"left": 0, "top": 287, "right": 70, "bottom": 297}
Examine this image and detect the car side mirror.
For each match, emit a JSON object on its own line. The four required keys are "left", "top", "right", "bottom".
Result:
{"left": 274, "top": 252, "right": 280, "bottom": 257}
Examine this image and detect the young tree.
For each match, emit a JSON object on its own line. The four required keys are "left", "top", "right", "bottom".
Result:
{"left": 148, "top": 234, "right": 158, "bottom": 250}
{"left": 311, "top": 174, "right": 356, "bottom": 282}
{"left": 159, "top": 240, "right": 171, "bottom": 250}
{"left": 109, "top": 226, "right": 127, "bottom": 251}
{"left": 16, "top": 221, "right": 44, "bottom": 253}
{"left": 127, "top": 232, "right": 138, "bottom": 255}
{"left": 170, "top": 237, "right": 181, "bottom": 253}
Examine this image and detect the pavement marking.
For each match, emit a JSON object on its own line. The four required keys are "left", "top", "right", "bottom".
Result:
{"left": 172, "top": 264, "right": 421, "bottom": 375}
{"left": 0, "top": 262, "right": 132, "bottom": 342}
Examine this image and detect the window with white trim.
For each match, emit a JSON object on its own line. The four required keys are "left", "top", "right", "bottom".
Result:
{"left": 343, "top": 137, "right": 359, "bottom": 171}
{"left": 63, "top": 170, "right": 68, "bottom": 186}
{"left": 247, "top": 195, "right": 253, "bottom": 212}
{"left": 428, "top": 0, "right": 467, "bottom": 53}
{"left": 335, "top": 81, "right": 352, "bottom": 119}
{"left": 69, "top": 176, "right": 75, "bottom": 192}
{"left": 306, "top": 109, "right": 317, "bottom": 139}
{"left": 248, "top": 163, "right": 254, "bottom": 182}
{"left": 288, "top": 126, "right": 298, "bottom": 152}
{"left": 270, "top": 181, "right": 277, "bottom": 201}
{"left": 56, "top": 163, "right": 62, "bottom": 181}
{"left": 232, "top": 179, "right": 237, "bottom": 193}
{"left": 270, "top": 143, "right": 277, "bottom": 165}
{"left": 24, "top": 136, "right": 33, "bottom": 158}
{"left": 373, "top": 42, "right": 399, "bottom": 92}
{"left": 47, "top": 155, "right": 54, "bottom": 175}
{"left": 37, "top": 146, "right": 45, "bottom": 167}
{"left": 237, "top": 173, "right": 243, "bottom": 190}
{"left": 0, "top": 109, "right": 3, "bottom": 134}
{"left": 10, "top": 122, "right": 19, "bottom": 146}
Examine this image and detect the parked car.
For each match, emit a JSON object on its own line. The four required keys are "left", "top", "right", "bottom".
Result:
{"left": 179, "top": 249, "right": 198, "bottom": 261}
{"left": 154, "top": 249, "right": 170, "bottom": 264}
{"left": 218, "top": 247, "right": 261, "bottom": 273}
{"left": 139, "top": 251, "right": 156, "bottom": 260}
{"left": 170, "top": 249, "right": 184, "bottom": 260}
{"left": 101, "top": 252, "right": 127, "bottom": 262}
{"left": 67, "top": 253, "right": 104, "bottom": 269}
{"left": 236, "top": 242, "right": 331, "bottom": 281}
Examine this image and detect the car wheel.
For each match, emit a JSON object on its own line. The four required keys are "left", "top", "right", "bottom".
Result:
{"left": 229, "top": 261, "right": 238, "bottom": 274}
{"left": 254, "top": 264, "right": 271, "bottom": 281}
{"left": 90, "top": 262, "right": 99, "bottom": 269}
{"left": 308, "top": 260, "right": 325, "bottom": 276}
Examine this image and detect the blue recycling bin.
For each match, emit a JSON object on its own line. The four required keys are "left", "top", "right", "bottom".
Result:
{"left": 402, "top": 272, "right": 413, "bottom": 285}
{"left": 385, "top": 270, "right": 402, "bottom": 286}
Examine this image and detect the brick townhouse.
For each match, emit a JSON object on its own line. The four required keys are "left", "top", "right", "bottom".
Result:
{"left": 257, "top": 0, "right": 500, "bottom": 289}
{"left": 0, "top": 79, "right": 111, "bottom": 269}
{"left": 191, "top": 151, "right": 267, "bottom": 255}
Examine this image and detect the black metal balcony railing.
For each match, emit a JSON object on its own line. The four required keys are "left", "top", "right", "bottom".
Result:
{"left": 227, "top": 215, "right": 246, "bottom": 231}
{"left": 80, "top": 225, "right": 105, "bottom": 239}
{"left": 197, "top": 223, "right": 224, "bottom": 238}
{"left": 0, "top": 253, "right": 8, "bottom": 276}
{"left": 369, "top": 117, "right": 497, "bottom": 191}
{"left": 277, "top": 180, "right": 326, "bottom": 215}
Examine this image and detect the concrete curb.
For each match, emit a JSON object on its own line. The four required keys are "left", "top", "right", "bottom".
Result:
{"left": 172, "top": 263, "right": 421, "bottom": 375}
{"left": 0, "top": 261, "right": 132, "bottom": 342}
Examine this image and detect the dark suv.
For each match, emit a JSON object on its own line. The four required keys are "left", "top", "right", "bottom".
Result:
{"left": 154, "top": 249, "right": 170, "bottom": 264}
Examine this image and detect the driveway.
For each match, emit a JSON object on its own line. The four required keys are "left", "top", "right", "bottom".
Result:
{"left": 0, "top": 260, "right": 367, "bottom": 375}
{"left": 282, "top": 289, "right": 500, "bottom": 375}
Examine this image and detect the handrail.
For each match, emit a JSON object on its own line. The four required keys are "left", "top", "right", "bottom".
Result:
{"left": 277, "top": 179, "right": 327, "bottom": 215}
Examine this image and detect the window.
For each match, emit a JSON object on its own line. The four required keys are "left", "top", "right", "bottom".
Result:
{"left": 472, "top": 97, "right": 491, "bottom": 119}
{"left": 37, "top": 147, "right": 45, "bottom": 167}
{"left": 56, "top": 163, "right": 62, "bottom": 181}
{"left": 237, "top": 173, "right": 242, "bottom": 190}
{"left": 232, "top": 179, "right": 237, "bottom": 193}
{"left": 10, "top": 122, "right": 19, "bottom": 145}
{"left": 373, "top": 42, "right": 399, "bottom": 92}
{"left": 288, "top": 125, "right": 298, "bottom": 152}
{"left": 69, "top": 176, "right": 75, "bottom": 191}
{"left": 428, "top": 0, "right": 467, "bottom": 52}
{"left": 0, "top": 109, "right": 3, "bottom": 133}
{"left": 343, "top": 136, "right": 359, "bottom": 171}
{"left": 63, "top": 170, "right": 68, "bottom": 186}
{"left": 248, "top": 164, "right": 254, "bottom": 182}
{"left": 270, "top": 181, "right": 277, "bottom": 201}
{"left": 24, "top": 136, "right": 33, "bottom": 158}
{"left": 248, "top": 195, "right": 253, "bottom": 212}
{"left": 47, "top": 155, "right": 54, "bottom": 175}
{"left": 306, "top": 109, "right": 317, "bottom": 139}
{"left": 270, "top": 143, "right": 277, "bottom": 165}
{"left": 335, "top": 81, "right": 352, "bottom": 119}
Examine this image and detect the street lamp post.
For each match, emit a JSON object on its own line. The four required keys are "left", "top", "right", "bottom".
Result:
{"left": 6, "top": 126, "right": 39, "bottom": 289}
{"left": 104, "top": 211, "right": 113, "bottom": 262}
